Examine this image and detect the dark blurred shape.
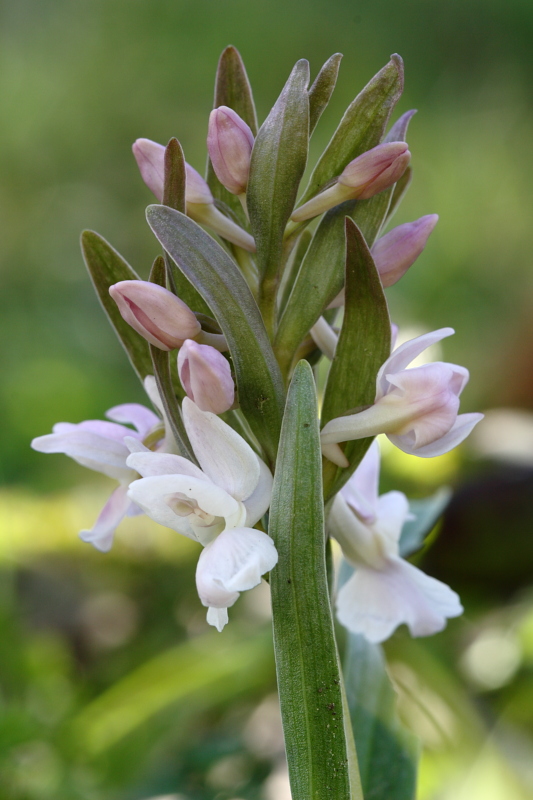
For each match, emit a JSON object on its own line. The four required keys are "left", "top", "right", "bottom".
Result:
{"left": 423, "top": 464, "right": 533, "bottom": 599}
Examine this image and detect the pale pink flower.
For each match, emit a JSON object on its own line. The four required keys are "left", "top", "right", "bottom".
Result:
{"left": 31, "top": 383, "right": 162, "bottom": 552}
{"left": 321, "top": 328, "right": 483, "bottom": 466}
{"left": 330, "top": 442, "right": 463, "bottom": 642}
{"left": 127, "top": 398, "right": 276, "bottom": 630}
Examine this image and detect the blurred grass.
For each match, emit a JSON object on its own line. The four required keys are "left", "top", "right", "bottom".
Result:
{"left": 2, "top": 0, "right": 533, "bottom": 797}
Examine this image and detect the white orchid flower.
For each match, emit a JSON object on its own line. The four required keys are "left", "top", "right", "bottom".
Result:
{"left": 321, "top": 328, "right": 484, "bottom": 466}
{"left": 330, "top": 441, "right": 462, "bottom": 642}
{"left": 126, "top": 397, "right": 277, "bottom": 631}
{"left": 31, "top": 377, "right": 165, "bottom": 552}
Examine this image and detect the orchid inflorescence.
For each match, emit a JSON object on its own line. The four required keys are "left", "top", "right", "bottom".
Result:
{"left": 32, "top": 47, "right": 482, "bottom": 644}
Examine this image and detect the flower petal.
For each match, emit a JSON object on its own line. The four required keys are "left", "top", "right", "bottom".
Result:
{"left": 389, "top": 412, "right": 484, "bottom": 457}
{"left": 31, "top": 429, "right": 134, "bottom": 482}
{"left": 207, "top": 607, "right": 229, "bottom": 632}
{"left": 196, "top": 527, "right": 278, "bottom": 611}
{"left": 127, "top": 474, "right": 239, "bottom": 540}
{"left": 376, "top": 328, "right": 455, "bottom": 399}
{"left": 336, "top": 557, "right": 463, "bottom": 643}
{"left": 243, "top": 459, "right": 274, "bottom": 527}
{"left": 374, "top": 491, "right": 410, "bottom": 556}
{"left": 79, "top": 485, "right": 132, "bottom": 553}
{"left": 182, "top": 398, "right": 260, "bottom": 500}
{"left": 341, "top": 440, "right": 380, "bottom": 523}
{"left": 106, "top": 403, "right": 160, "bottom": 436}
{"left": 126, "top": 450, "right": 210, "bottom": 481}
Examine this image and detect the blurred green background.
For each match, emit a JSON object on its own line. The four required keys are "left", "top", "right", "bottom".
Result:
{"left": 2, "top": 0, "right": 533, "bottom": 797}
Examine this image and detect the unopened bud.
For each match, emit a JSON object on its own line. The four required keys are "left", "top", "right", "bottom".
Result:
{"left": 372, "top": 214, "right": 438, "bottom": 287}
{"left": 109, "top": 280, "right": 201, "bottom": 350}
{"left": 177, "top": 340, "right": 235, "bottom": 414}
{"left": 291, "top": 142, "right": 410, "bottom": 223}
{"left": 207, "top": 106, "right": 254, "bottom": 195}
{"left": 133, "top": 138, "right": 255, "bottom": 252}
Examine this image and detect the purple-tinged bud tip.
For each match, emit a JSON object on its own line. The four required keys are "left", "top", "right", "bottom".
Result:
{"left": 207, "top": 106, "right": 255, "bottom": 195}
{"left": 177, "top": 340, "right": 235, "bottom": 414}
{"left": 109, "top": 280, "right": 201, "bottom": 350}
{"left": 372, "top": 214, "right": 439, "bottom": 288}
{"left": 339, "top": 141, "right": 410, "bottom": 198}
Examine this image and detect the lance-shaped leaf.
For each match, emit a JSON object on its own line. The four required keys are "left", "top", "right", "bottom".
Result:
{"left": 162, "top": 140, "right": 212, "bottom": 315}
{"left": 321, "top": 219, "right": 391, "bottom": 499}
{"left": 399, "top": 488, "right": 451, "bottom": 558}
{"left": 275, "top": 191, "right": 390, "bottom": 378}
{"left": 298, "top": 55, "right": 403, "bottom": 208}
{"left": 206, "top": 46, "right": 258, "bottom": 225}
{"left": 81, "top": 230, "right": 153, "bottom": 383}
{"left": 148, "top": 255, "right": 196, "bottom": 463}
{"left": 247, "top": 60, "right": 309, "bottom": 312}
{"left": 146, "top": 205, "right": 285, "bottom": 462}
{"left": 344, "top": 630, "right": 419, "bottom": 800}
{"left": 308, "top": 53, "right": 343, "bottom": 134}
{"left": 269, "top": 360, "right": 363, "bottom": 800}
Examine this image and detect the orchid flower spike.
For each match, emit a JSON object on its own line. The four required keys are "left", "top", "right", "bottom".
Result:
{"left": 126, "top": 398, "right": 277, "bottom": 631}
{"left": 178, "top": 339, "right": 235, "bottom": 414}
{"left": 207, "top": 106, "right": 255, "bottom": 196}
{"left": 330, "top": 441, "right": 463, "bottom": 642}
{"left": 321, "top": 328, "right": 484, "bottom": 467}
{"left": 31, "top": 387, "right": 163, "bottom": 552}
{"left": 109, "top": 280, "right": 201, "bottom": 350}
{"left": 291, "top": 142, "right": 410, "bottom": 223}
{"left": 132, "top": 138, "right": 255, "bottom": 252}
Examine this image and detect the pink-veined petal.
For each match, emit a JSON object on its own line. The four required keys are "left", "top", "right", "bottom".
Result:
{"left": 182, "top": 398, "right": 260, "bottom": 500}
{"left": 106, "top": 403, "right": 160, "bottom": 436}
{"left": 31, "top": 429, "right": 134, "bottom": 482}
{"left": 376, "top": 328, "right": 455, "bottom": 399}
{"left": 127, "top": 473, "right": 239, "bottom": 540}
{"left": 79, "top": 485, "right": 132, "bottom": 553}
{"left": 336, "top": 557, "right": 463, "bottom": 643}
{"left": 389, "top": 412, "right": 484, "bottom": 457}
{"left": 126, "top": 450, "right": 210, "bottom": 481}
{"left": 341, "top": 440, "right": 381, "bottom": 523}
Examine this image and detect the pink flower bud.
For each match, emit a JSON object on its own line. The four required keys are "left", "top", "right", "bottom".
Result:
{"left": 132, "top": 138, "right": 213, "bottom": 205}
{"left": 291, "top": 142, "right": 410, "bottom": 223}
{"left": 338, "top": 141, "right": 410, "bottom": 198}
{"left": 132, "top": 138, "right": 255, "bottom": 252}
{"left": 372, "top": 214, "right": 439, "bottom": 288}
{"left": 109, "top": 280, "right": 201, "bottom": 350}
{"left": 178, "top": 340, "right": 235, "bottom": 414}
{"left": 207, "top": 106, "right": 255, "bottom": 195}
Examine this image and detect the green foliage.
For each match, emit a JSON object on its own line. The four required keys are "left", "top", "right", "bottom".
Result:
{"left": 146, "top": 205, "right": 285, "bottom": 462}
{"left": 81, "top": 231, "right": 153, "bottom": 385}
{"left": 321, "top": 219, "right": 391, "bottom": 498}
{"left": 269, "top": 361, "right": 362, "bottom": 800}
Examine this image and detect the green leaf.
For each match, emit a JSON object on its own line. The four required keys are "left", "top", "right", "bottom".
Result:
{"left": 321, "top": 219, "right": 391, "bottom": 498}
{"left": 247, "top": 59, "right": 310, "bottom": 330}
{"left": 147, "top": 255, "right": 194, "bottom": 460}
{"left": 298, "top": 55, "right": 404, "bottom": 207}
{"left": 146, "top": 205, "right": 285, "bottom": 463}
{"left": 163, "top": 137, "right": 186, "bottom": 212}
{"left": 344, "top": 631, "right": 419, "bottom": 800}
{"left": 399, "top": 488, "right": 451, "bottom": 558}
{"left": 387, "top": 166, "right": 413, "bottom": 224}
{"left": 309, "top": 53, "right": 343, "bottom": 134}
{"left": 80, "top": 230, "right": 153, "bottom": 384}
{"left": 269, "top": 360, "right": 363, "bottom": 800}
{"left": 206, "top": 46, "right": 258, "bottom": 225}
{"left": 278, "top": 228, "right": 312, "bottom": 315}
{"left": 274, "top": 192, "right": 389, "bottom": 379}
